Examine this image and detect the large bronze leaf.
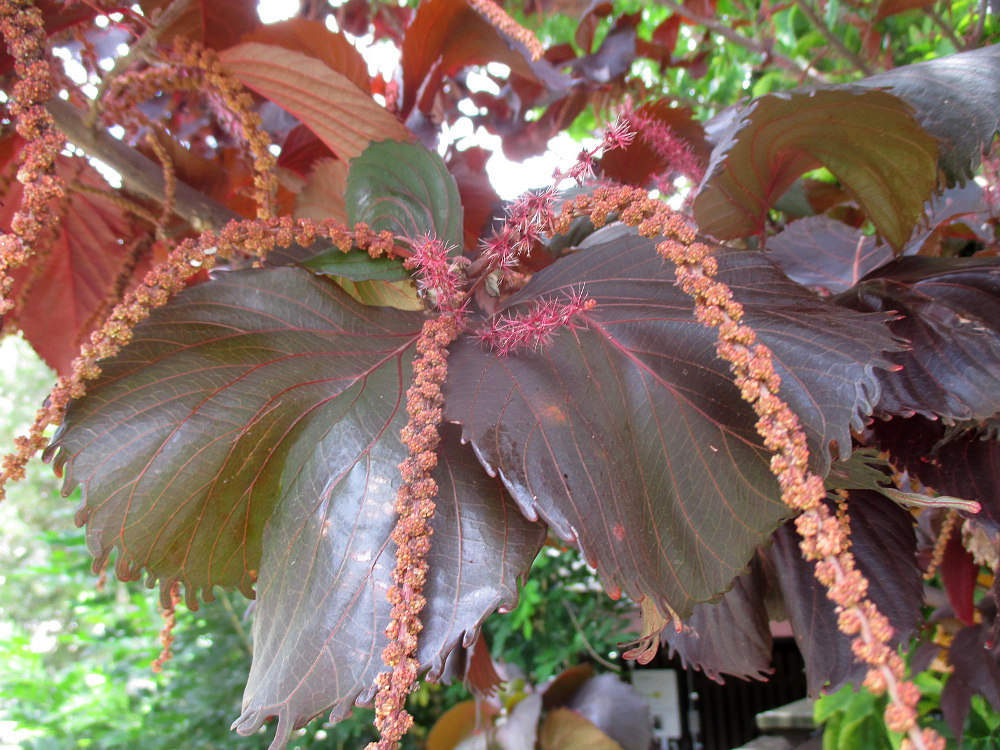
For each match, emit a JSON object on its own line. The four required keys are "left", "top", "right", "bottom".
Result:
{"left": 446, "top": 235, "right": 898, "bottom": 619}
{"left": 47, "top": 267, "right": 544, "bottom": 748}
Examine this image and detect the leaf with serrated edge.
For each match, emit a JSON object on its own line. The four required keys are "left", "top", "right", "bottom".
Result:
{"left": 694, "top": 87, "right": 938, "bottom": 250}
{"left": 835, "top": 257, "right": 1000, "bottom": 422}
{"left": 769, "top": 492, "right": 922, "bottom": 695}
{"left": 46, "top": 267, "right": 544, "bottom": 749}
{"left": 446, "top": 234, "right": 898, "bottom": 619}
{"left": 766, "top": 216, "right": 893, "bottom": 295}
{"left": 662, "top": 557, "right": 774, "bottom": 682}
{"left": 347, "top": 139, "right": 464, "bottom": 248}
{"left": 220, "top": 43, "right": 411, "bottom": 163}
{"left": 236, "top": 426, "right": 544, "bottom": 747}
{"left": 667, "top": 491, "right": 921, "bottom": 693}
{"left": 855, "top": 46, "right": 1000, "bottom": 185}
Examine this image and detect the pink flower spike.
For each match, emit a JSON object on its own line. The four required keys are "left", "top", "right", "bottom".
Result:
{"left": 404, "top": 236, "right": 465, "bottom": 314}
{"left": 602, "top": 116, "right": 636, "bottom": 152}
{"left": 478, "top": 289, "right": 596, "bottom": 356}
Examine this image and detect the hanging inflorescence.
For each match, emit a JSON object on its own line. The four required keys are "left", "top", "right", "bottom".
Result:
{"left": 0, "top": 216, "right": 397, "bottom": 503}
{"left": 552, "top": 183, "right": 944, "bottom": 750}
{"left": 0, "top": 0, "right": 66, "bottom": 314}
{"left": 102, "top": 38, "right": 278, "bottom": 221}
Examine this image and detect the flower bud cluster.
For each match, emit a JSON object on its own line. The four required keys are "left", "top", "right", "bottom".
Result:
{"left": 0, "top": 217, "right": 396, "bottom": 504}
{"left": 104, "top": 40, "right": 277, "bottom": 220}
{"left": 467, "top": 0, "right": 544, "bottom": 61}
{"left": 557, "top": 183, "right": 942, "bottom": 750}
{"left": 0, "top": 0, "right": 66, "bottom": 314}
{"left": 367, "top": 314, "right": 462, "bottom": 750}
{"left": 152, "top": 582, "right": 181, "bottom": 673}
{"left": 623, "top": 103, "right": 705, "bottom": 190}
{"left": 478, "top": 289, "right": 596, "bottom": 355}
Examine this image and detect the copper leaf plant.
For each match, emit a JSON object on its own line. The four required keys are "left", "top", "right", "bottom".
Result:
{"left": 1, "top": 1, "right": 999, "bottom": 749}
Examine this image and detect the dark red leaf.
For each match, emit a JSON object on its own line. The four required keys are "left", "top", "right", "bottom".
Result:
{"left": 941, "top": 528, "right": 980, "bottom": 626}
{"left": 874, "top": 416, "right": 1000, "bottom": 531}
{"left": 47, "top": 267, "right": 544, "bottom": 748}
{"left": 765, "top": 216, "right": 893, "bottom": 294}
{"left": 574, "top": 1, "right": 614, "bottom": 53}
{"left": 835, "top": 257, "right": 1000, "bottom": 422}
{"left": 400, "top": 0, "right": 538, "bottom": 119}
{"left": 447, "top": 147, "right": 502, "bottom": 251}
{"left": 666, "top": 491, "right": 921, "bottom": 693}
{"left": 1, "top": 153, "right": 150, "bottom": 375}
{"left": 600, "top": 101, "right": 711, "bottom": 188}
{"left": 236, "top": 426, "right": 544, "bottom": 745}
{"left": 277, "top": 125, "right": 337, "bottom": 178}
{"left": 139, "top": 0, "right": 261, "bottom": 50}
{"left": 662, "top": 557, "right": 774, "bottom": 682}
{"left": 943, "top": 625, "right": 1000, "bottom": 744}
{"left": 446, "top": 234, "right": 898, "bottom": 620}
{"left": 768, "top": 492, "right": 922, "bottom": 695}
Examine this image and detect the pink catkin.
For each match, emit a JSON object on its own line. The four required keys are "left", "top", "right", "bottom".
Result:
{"left": 555, "top": 183, "right": 942, "bottom": 750}
{"left": 0, "top": 0, "right": 67, "bottom": 314}
{"left": 626, "top": 105, "right": 705, "bottom": 189}
{"left": 479, "top": 291, "right": 596, "bottom": 356}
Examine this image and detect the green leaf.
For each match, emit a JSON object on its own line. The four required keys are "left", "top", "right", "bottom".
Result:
{"left": 347, "top": 139, "right": 464, "bottom": 248}
{"left": 695, "top": 87, "right": 938, "bottom": 250}
{"left": 301, "top": 246, "right": 411, "bottom": 282}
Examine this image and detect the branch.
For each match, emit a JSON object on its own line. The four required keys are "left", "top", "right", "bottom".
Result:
{"left": 47, "top": 98, "right": 241, "bottom": 231}
{"left": 795, "top": 1, "right": 873, "bottom": 76}
{"left": 654, "top": 0, "right": 828, "bottom": 83}
{"left": 926, "top": 7, "right": 964, "bottom": 52}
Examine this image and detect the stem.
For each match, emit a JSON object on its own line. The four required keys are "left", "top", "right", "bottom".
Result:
{"left": 48, "top": 99, "right": 241, "bottom": 231}
{"left": 562, "top": 600, "right": 621, "bottom": 672}
{"left": 218, "top": 590, "right": 253, "bottom": 658}
{"left": 969, "top": 0, "right": 988, "bottom": 48}
{"left": 926, "top": 7, "right": 964, "bottom": 52}
{"left": 654, "top": 0, "right": 827, "bottom": 82}
{"left": 795, "top": 1, "right": 873, "bottom": 75}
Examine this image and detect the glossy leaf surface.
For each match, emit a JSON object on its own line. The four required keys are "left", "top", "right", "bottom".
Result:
{"left": 766, "top": 216, "right": 893, "bottom": 294}
{"left": 47, "top": 267, "right": 544, "bottom": 747}
{"left": 400, "top": 0, "right": 537, "bottom": 118}
{"left": 347, "top": 140, "right": 464, "bottom": 247}
{"left": 835, "top": 257, "right": 1000, "bottom": 422}
{"left": 855, "top": 46, "right": 1000, "bottom": 184}
{"left": 447, "top": 235, "right": 898, "bottom": 618}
